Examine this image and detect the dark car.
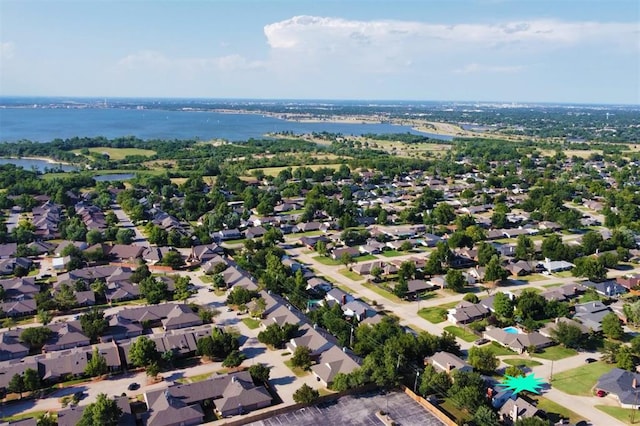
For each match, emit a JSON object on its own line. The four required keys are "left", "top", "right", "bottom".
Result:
{"left": 474, "top": 338, "right": 489, "bottom": 345}
{"left": 73, "top": 391, "right": 86, "bottom": 400}
{"left": 585, "top": 358, "right": 597, "bottom": 364}
{"left": 596, "top": 389, "right": 606, "bottom": 397}
{"left": 127, "top": 382, "right": 140, "bottom": 391}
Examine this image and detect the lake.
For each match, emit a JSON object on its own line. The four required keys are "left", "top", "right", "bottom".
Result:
{"left": 94, "top": 173, "right": 135, "bottom": 182}
{"left": 0, "top": 107, "right": 453, "bottom": 143}
{"left": 0, "top": 158, "right": 78, "bottom": 172}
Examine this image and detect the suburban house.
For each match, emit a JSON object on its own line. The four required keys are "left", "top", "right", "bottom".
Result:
{"left": 573, "top": 301, "right": 613, "bottom": 332}
{"left": 498, "top": 397, "right": 540, "bottom": 425}
{"left": 617, "top": 274, "right": 640, "bottom": 290}
{"left": 596, "top": 368, "right": 640, "bottom": 409}
{"left": 325, "top": 288, "right": 355, "bottom": 306}
{"left": 539, "top": 317, "right": 589, "bottom": 339}
{"left": 428, "top": 351, "right": 473, "bottom": 375}
{"left": 43, "top": 321, "right": 91, "bottom": 352}
{"left": 0, "top": 330, "right": 29, "bottom": 361}
{"left": 483, "top": 328, "right": 552, "bottom": 354}
{"left": 57, "top": 395, "right": 134, "bottom": 426}
{"left": 311, "top": 345, "right": 361, "bottom": 387}
{"left": 447, "top": 301, "right": 490, "bottom": 325}
{"left": 286, "top": 323, "right": 336, "bottom": 360}
{"left": 580, "top": 280, "right": 628, "bottom": 298}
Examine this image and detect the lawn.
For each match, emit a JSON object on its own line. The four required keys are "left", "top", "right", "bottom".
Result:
{"left": 417, "top": 301, "right": 457, "bottom": 324}
{"left": 532, "top": 396, "right": 587, "bottom": 424}
{"left": 72, "top": 147, "right": 157, "bottom": 160}
{"left": 443, "top": 325, "right": 478, "bottom": 343}
{"left": 313, "top": 255, "right": 343, "bottom": 266}
{"left": 178, "top": 371, "right": 215, "bottom": 384}
{"left": 532, "top": 345, "right": 578, "bottom": 361}
{"left": 338, "top": 269, "right": 365, "bottom": 281}
{"left": 439, "top": 398, "right": 471, "bottom": 424}
{"left": 503, "top": 358, "right": 543, "bottom": 368}
{"left": 241, "top": 318, "right": 261, "bottom": 329}
{"left": 381, "top": 250, "right": 409, "bottom": 258}
{"left": 1, "top": 411, "right": 52, "bottom": 422}
{"left": 284, "top": 359, "right": 309, "bottom": 377}
{"left": 514, "top": 274, "right": 546, "bottom": 282}
{"left": 486, "top": 342, "right": 517, "bottom": 356}
{"left": 551, "top": 361, "right": 613, "bottom": 396}
{"left": 596, "top": 405, "right": 639, "bottom": 425}
{"left": 361, "top": 281, "right": 403, "bottom": 303}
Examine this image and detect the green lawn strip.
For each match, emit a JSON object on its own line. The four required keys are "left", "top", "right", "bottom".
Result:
{"left": 542, "top": 283, "right": 563, "bottom": 288}
{"left": 241, "top": 318, "right": 261, "bottom": 329}
{"left": 361, "top": 281, "right": 403, "bottom": 303}
{"left": 551, "top": 361, "right": 613, "bottom": 396}
{"left": 284, "top": 359, "right": 309, "bottom": 377}
{"left": 486, "top": 342, "right": 517, "bottom": 356}
{"left": 443, "top": 325, "right": 478, "bottom": 343}
{"left": 1, "top": 410, "right": 52, "bottom": 422}
{"left": 58, "top": 377, "right": 89, "bottom": 388}
{"left": 380, "top": 250, "right": 409, "bottom": 258}
{"left": 515, "top": 274, "right": 547, "bottom": 282}
{"left": 596, "top": 405, "right": 637, "bottom": 425}
{"left": 72, "top": 147, "right": 156, "bottom": 159}
{"left": 532, "top": 345, "right": 578, "bottom": 361}
{"left": 354, "top": 254, "right": 377, "bottom": 262}
{"left": 532, "top": 396, "right": 587, "bottom": 424}
{"left": 313, "top": 256, "right": 343, "bottom": 266}
{"left": 417, "top": 301, "right": 458, "bottom": 324}
{"left": 503, "top": 358, "right": 542, "bottom": 368}
{"left": 338, "top": 269, "right": 365, "bottom": 282}
{"left": 184, "top": 372, "right": 215, "bottom": 383}
{"left": 439, "top": 398, "right": 471, "bottom": 424}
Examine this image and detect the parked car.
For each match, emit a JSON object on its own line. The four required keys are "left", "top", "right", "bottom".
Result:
{"left": 474, "top": 338, "right": 489, "bottom": 345}
{"left": 585, "top": 358, "right": 597, "bottom": 364}
{"left": 127, "top": 382, "right": 140, "bottom": 391}
{"left": 596, "top": 389, "right": 606, "bottom": 397}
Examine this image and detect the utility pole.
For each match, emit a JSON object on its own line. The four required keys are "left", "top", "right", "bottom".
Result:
{"left": 549, "top": 360, "right": 554, "bottom": 382}
{"left": 414, "top": 370, "right": 420, "bottom": 394}
{"left": 350, "top": 326, "right": 354, "bottom": 347}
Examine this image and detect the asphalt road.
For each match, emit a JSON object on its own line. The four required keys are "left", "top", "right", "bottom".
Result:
{"left": 110, "top": 203, "right": 150, "bottom": 247}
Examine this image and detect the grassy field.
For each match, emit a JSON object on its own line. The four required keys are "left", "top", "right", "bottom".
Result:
{"left": 284, "top": 359, "right": 309, "bottom": 377}
{"left": 532, "top": 345, "right": 578, "bottom": 361}
{"left": 532, "top": 396, "right": 587, "bottom": 424}
{"left": 313, "top": 255, "right": 343, "bottom": 266}
{"left": 247, "top": 164, "right": 343, "bottom": 177}
{"left": 417, "top": 301, "right": 458, "bottom": 323}
{"left": 551, "top": 361, "right": 613, "bottom": 396}
{"left": 72, "top": 147, "right": 156, "bottom": 159}
{"left": 361, "top": 281, "right": 404, "bottom": 303}
{"left": 443, "top": 325, "right": 478, "bottom": 342}
{"left": 486, "top": 342, "right": 517, "bottom": 356}
{"left": 241, "top": 318, "right": 261, "bottom": 329}
{"left": 338, "top": 269, "right": 365, "bottom": 281}
{"left": 596, "top": 405, "right": 638, "bottom": 425}
{"left": 503, "top": 358, "right": 543, "bottom": 368}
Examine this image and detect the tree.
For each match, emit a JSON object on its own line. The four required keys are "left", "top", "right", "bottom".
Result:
{"left": 222, "top": 349, "right": 246, "bottom": 368}
{"left": 8, "top": 373, "right": 25, "bottom": 398}
{"left": 467, "top": 346, "right": 499, "bottom": 374}
{"left": 85, "top": 347, "right": 108, "bottom": 377}
{"left": 129, "top": 336, "right": 160, "bottom": 368}
{"left": 115, "top": 228, "right": 135, "bottom": 245}
{"left": 473, "top": 405, "right": 501, "bottom": 426}
{"left": 551, "top": 321, "right": 584, "bottom": 349}
{"left": 130, "top": 264, "right": 151, "bottom": 283}
{"left": 173, "top": 275, "right": 194, "bottom": 301}
{"left": 602, "top": 312, "right": 624, "bottom": 340}
{"left": 340, "top": 252, "right": 353, "bottom": 269}
{"left": 572, "top": 257, "right": 607, "bottom": 282}
{"left": 23, "top": 368, "right": 41, "bottom": 392}
{"left": 463, "top": 293, "right": 479, "bottom": 304}
{"left": 196, "top": 328, "right": 239, "bottom": 360}
{"left": 293, "top": 383, "right": 320, "bottom": 404}
{"left": 37, "top": 310, "right": 52, "bottom": 325}
{"left": 477, "top": 242, "right": 499, "bottom": 266}
{"left": 448, "top": 371, "right": 486, "bottom": 413}
{"left": 77, "top": 393, "right": 122, "bottom": 426}
{"left": 20, "top": 327, "right": 52, "bottom": 349}
{"left": 514, "top": 418, "right": 552, "bottom": 426}
{"left": 258, "top": 323, "right": 299, "bottom": 349}
{"left": 504, "top": 365, "right": 525, "bottom": 378}
{"left": 146, "top": 361, "right": 160, "bottom": 378}
{"left": 226, "top": 286, "right": 258, "bottom": 305}
{"left": 86, "top": 229, "right": 103, "bottom": 245}
{"left": 370, "top": 266, "right": 383, "bottom": 282}
{"left": 445, "top": 269, "right": 465, "bottom": 293}
{"left": 80, "top": 308, "right": 108, "bottom": 342}
{"left": 139, "top": 277, "right": 168, "bottom": 304}
{"left": 37, "top": 413, "right": 57, "bottom": 426}
{"left": 515, "top": 235, "right": 536, "bottom": 262}
{"left": 291, "top": 346, "right": 313, "bottom": 370}
{"left": 159, "top": 251, "right": 184, "bottom": 269}
{"left": 248, "top": 363, "right": 271, "bottom": 385}
{"left": 485, "top": 255, "right": 508, "bottom": 282}
{"left": 581, "top": 231, "right": 604, "bottom": 255}
{"left": 617, "top": 346, "right": 636, "bottom": 371}
{"left": 516, "top": 290, "right": 546, "bottom": 321}
{"left": 419, "top": 365, "right": 452, "bottom": 397}
{"left": 393, "top": 277, "right": 408, "bottom": 299}
{"left": 54, "top": 283, "right": 77, "bottom": 311}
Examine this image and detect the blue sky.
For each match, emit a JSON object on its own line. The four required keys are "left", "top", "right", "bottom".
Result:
{"left": 1, "top": 0, "right": 638, "bottom": 104}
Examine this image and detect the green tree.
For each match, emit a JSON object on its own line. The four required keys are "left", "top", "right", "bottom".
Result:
{"left": 477, "top": 242, "right": 499, "bottom": 266}
{"left": 173, "top": 275, "right": 194, "bottom": 301}
{"left": 293, "top": 383, "right": 320, "bottom": 404}
{"left": 601, "top": 312, "right": 624, "bottom": 340}
{"left": 139, "top": 277, "right": 168, "bottom": 304}
{"left": 445, "top": 269, "right": 465, "bottom": 293}
{"left": 37, "top": 413, "right": 57, "bottom": 426}
{"left": 514, "top": 417, "right": 552, "bottom": 426}
{"left": 572, "top": 256, "right": 607, "bottom": 282}
{"left": 257, "top": 323, "right": 299, "bottom": 349}
{"left": 115, "top": 228, "right": 135, "bottom": 245}
{"left": 616, "top": 346, "right": 636, "bottom": 371}
{"left": 8, "top": 373, "right": 25, "bottom": 398}
{"left": 419, "top": 364, "right": 452, "bottom": 397}
{"left": 467, "top": 346, "right": 499, "bottom": 374}
{"left": 86, "top": 230, "right": 103, "bottom": 245}
{"left": 485, "top": 255, "right": 508, "bottom": 282}
{"left": 291, "top": 346, "right": 313, "bottom": 370}
{"left": 54, "top": 283, "right": 77, "bottom": 311}
{"left": 85, "top": 347, "right": 108, "bottom": 377}
{"left": 23, "top": 368, "right": 41, "bottom": 392}
{"left": 37, "top": 310, "right": 52, "bottom": 325}
{"left": 20, "top": 327, "right": 52, "bottom": 349}
{"left": 159, "top": 251, "right": 184, "bottom": 269}
{"left": 248, "top": 364, "right": 271, "bottom": 385}
{"left": 515, "top": 235, "right": 536, "bottom": 262}
{"left": 550, "top": 321, "right": 584, "bottom": 349}
{"left": 393, "top": 277, "right": 409, "bottom": 299}
{"left": 129, "top": 336, "right": 160, "bottom": 368}
{"left": 77, "top": 393, "right": 122, "bottom": 426}
{"left": 79, "top": 308, "right": 108, "bottom": 342}
{"left": 473, "top": 405, "right": 501, "bottom": 426}
{"left": 448, "top": 370, "right": 486, "bottom": 413}
{"left": 504, "top": 365, "right": 525, "bottom": 378}
{"left": 222, "top": 350, "right": 246, "bottom": 368}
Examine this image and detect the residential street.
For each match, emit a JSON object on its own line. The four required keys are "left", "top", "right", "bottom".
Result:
{"left": 110, "top": 203, "right": 150, "bottom": 247}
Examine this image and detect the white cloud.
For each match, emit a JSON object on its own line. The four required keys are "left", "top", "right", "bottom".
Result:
{"left": 116, "top": 50, "right": 264, "bottom": 73}
{"left": 454, "top": 63, "right": 525, "bottom": 74}
{"left": 0, "top": 42, "right": 15, "bottom": 60}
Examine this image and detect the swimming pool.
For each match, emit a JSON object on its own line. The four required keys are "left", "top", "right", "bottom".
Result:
{"left": 503, "top": 326, "right": 520, "bottom": 334}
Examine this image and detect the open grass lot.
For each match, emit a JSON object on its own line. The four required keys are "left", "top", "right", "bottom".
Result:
{"left": 418, "top": 301, "right": 458, "bottom": 323}
{"left": 486, "top": 342, "right": 517, "bottom": 356}
{"left": 551, "top": 361, "right": 613, "bottom": 396}
{"left": 532, "top": 396, "right": 587, "bottom": 424}
{"left": 72, "top": 147, "right": 156, "bottom": 159}
{"left": 596, "top": 405, "right": 638, "bottom": 425}
{"left": 361, "top": 281, "right": 404, "bottom": 303}
{"left": 313, "top": 255, "right": 342, "bottom": 266}
{"left": 363, "top": 139, "right": 452, "bottom": 159}
{"left": 380, "top": 250, "right": 409, "bottom": 257}
{"left": 443, "top": 325, "right": 478, "bottom": 342}
{"left": 533, "top": 345, "right": 578, "bottom": 361}
{"left": 247, "top": 163, "right": 343, "bottom": 177}
{"left": 242, "top": 318, "right": 261, "bottom": 329}
{"left": 338, "top": 269, "right": 365, "bottom": 281}
{"left": 503, "top": 358, "right": 543, "bottom": 368}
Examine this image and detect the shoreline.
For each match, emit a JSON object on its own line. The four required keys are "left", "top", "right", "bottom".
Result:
{"left": 1, "top": 156, "right": 76, "bottom": 166}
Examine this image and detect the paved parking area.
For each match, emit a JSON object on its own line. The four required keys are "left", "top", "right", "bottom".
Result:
{"left": 246, "top": 391, "right": 446, "bottom": 426}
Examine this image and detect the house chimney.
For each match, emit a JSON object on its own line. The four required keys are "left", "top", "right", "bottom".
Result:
{"left": 342, "top": 294, "right": 347, "bottom": 305}
{"left": 633, "top": 378, "right": 637, "bottom": 389}
{"left": 512, "top": 403, "right": 519, "bottom": 423}
{"left": 446, "top": 362, "right": 452, "bottom": 373}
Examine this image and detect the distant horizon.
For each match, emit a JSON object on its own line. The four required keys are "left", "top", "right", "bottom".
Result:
{"left": 1, "top": 95, "right": 638, "bottom": 108}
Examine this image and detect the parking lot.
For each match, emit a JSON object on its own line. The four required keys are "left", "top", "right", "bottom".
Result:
{"left": 246, "top": 390, "right": 446, "bottom": 426}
